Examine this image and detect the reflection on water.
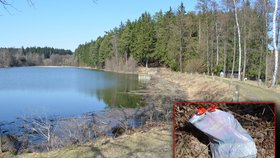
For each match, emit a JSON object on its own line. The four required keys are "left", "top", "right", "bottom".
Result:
{"left": 0, "top": 67, "right": 143, "bottom": 122}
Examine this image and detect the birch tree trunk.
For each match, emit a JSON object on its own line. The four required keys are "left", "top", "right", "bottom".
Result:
{"left": 232, "top": 25, "right": 236, "bottom": 78}
{"left": 233, "top": 0, "right": 242, "bottom": 81}
{"left": 242, "top": 3, "right": 247, "bottom": 81}
{"left": 265, "top": 0, "right": 269, "bottom": 84}
{"left": 272, "top": 0, "right": 279, "bottom": 87}
{"left": 243, "top": 27, "right": 247, "bottom": 81}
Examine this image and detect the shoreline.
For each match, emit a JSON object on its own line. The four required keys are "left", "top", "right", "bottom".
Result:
{"left": 0, "top": 65, "right": 139, "bottom": 75}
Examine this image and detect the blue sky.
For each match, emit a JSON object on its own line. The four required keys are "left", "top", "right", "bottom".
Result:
{"left": 0, "top": 0, "right": 197, "bottom": 51}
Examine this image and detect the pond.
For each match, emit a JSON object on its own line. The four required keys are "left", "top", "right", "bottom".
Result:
{"left": 0, "top": 67, "right": 143, "bottom": 122}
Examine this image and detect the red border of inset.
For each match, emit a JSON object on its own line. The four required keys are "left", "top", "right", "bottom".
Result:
{"left": 173, "top": 102, "right": 276, "bottom": 158}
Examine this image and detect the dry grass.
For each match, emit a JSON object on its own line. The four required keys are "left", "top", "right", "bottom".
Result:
{"left": 1, "top": 123, "right": 172, "bottom": 158}
{"left": 155, "top": 69, "right": 234, "bottom": 101}
{"left": 138, "top": 67, "right": 280, "bottom": 104}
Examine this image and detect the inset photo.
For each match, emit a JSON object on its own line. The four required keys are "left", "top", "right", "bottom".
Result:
{"left": 173, "top": 102, "right": 275, "bottom": 158}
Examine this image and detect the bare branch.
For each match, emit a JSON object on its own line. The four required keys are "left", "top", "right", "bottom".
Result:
{"left": 0, "top": 0, "right": 33, "bottom": 15}
{"left": 91, "top": 0, "right": 98, "bottom": 4}
{"left": 0, "top": 0, "right": 13, "bottom": 15}
{"left": 26, "top": 0, "right": 34, "bottom": 7}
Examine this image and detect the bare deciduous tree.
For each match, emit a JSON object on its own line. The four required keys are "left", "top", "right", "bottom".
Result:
{"left": 232, "top": 25, "right": 237, "bottom": 78}
{"left": 50, "top": 54, "right": 63, "bottom": 66}
{"left": 272, "top": 0, "right": 279, "bottom": 87}
{"left": 242, "top": 1, "right": 248, "bottom": 81}
{"left": 233, "top": 0, "right": 243, "bottom": 81}
{"left": 105, "top": 56, "right": 137, "bottom": 73}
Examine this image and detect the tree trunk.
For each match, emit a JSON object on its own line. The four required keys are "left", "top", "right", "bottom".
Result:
{"left": 223, "top": 41, "right": 227, "bottom": 75}
{"left": 243, "top": 29, "right": 247, "bottom": 81}
{"left": 265, "top": 52, "right": 269, "bottom": 84}
{"left": 198, "top": 19, "right": 202, "bottom": 61}
{"left": 242, "top": 4, "right": 247, "bottom": 81}
{"left": 179, "top": 46, "right": 183, "bottom": 72}
{"left": 206, "top": 15, "right": 210, "bottom": 75}
{"left": 125, "top": 51, "right": 128, "bottom": 66}
{"left": 232, "top": 25, "right": 236, "bottom": 78}
{"left": 216, "top": 22, "right": 219, "bottom": 65}
{"left": 145, "top": 58, "right": 149, "bottom": 68}
{"left": 233, "top": 0, "right": 242, "bottom": 81}
{"left": 258, "top": 39, "right": 264, "bottom": 81}
{"left": 272, "top": 0, "right": 279, "bottom": 87}
{"left": 276, "top": 9, "right": 280, "bottom": 84}
{"left": 277, "top": 13, "right": 280, "bottom": 48}
{"left": 179, "top": 25, "right": 183, "bottom": 72}
{"left": 199, "top": 19, "right": 201, "bottom": 45}
{"left": 112, "top": 34, "right": 119, "bottom": 70}
{"left": 211, "top": 33, "right": 214, "bottom": 73}
{"left": 207, "top": 34, "right": 210, "bottom": 75}
{"left": 265, "top": 0, "right": 269, "bottom": 84}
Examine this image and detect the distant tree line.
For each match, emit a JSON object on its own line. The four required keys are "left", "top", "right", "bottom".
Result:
{"left": 75, "top": 0, "right": 279, "bottom": 85}
{"left": 0, "top": 47, "right": 77, "bottom": 67}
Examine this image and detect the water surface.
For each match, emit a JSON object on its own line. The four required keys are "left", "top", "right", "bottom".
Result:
{"left": 0, "top": 67, "right": 142, "bottom": 122}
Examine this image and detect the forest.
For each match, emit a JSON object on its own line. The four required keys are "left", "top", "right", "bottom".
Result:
{"left": 75, "top": 0, "right": 280, "bottom": 85}
{"left": 0, "top": 47, "right": 76, "bottom": 67}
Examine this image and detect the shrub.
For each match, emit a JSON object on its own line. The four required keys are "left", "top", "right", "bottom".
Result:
{"left": 105, "top": 55, "right": 137, "bottom": 73}
{"left": 184, "top": 58, "right": 206, "bottom": 73}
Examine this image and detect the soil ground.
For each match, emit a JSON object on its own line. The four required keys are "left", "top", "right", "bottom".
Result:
{"left": 1, "top": 67, "right": 279, "bottom": 158}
